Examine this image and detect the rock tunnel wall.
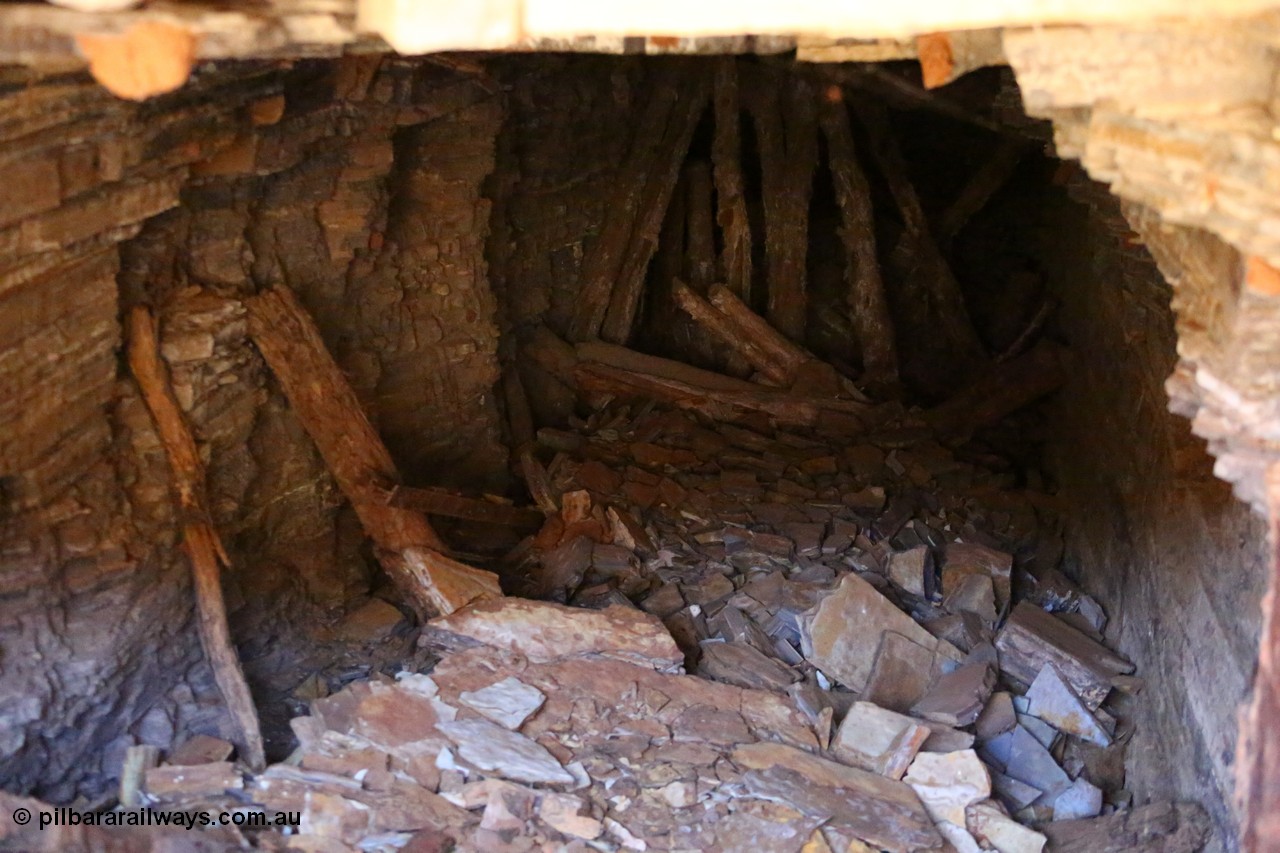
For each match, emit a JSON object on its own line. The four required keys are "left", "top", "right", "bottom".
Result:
{"left": 0, "top": 56, "right": 509, "bottom": 800}
{"left": 1034, "top": 176, "right": 1268, "bottom": 852}
{"left": 0, "top": 51, "right": 1269, "bottom": 849}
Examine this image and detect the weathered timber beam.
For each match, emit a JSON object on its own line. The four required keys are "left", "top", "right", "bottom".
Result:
{"left": 857, "top": 99, "right": 988, "bottom": 389}
{"left": 246, "top": 285, "right": 502, "bottom": 617}
{"left": 500, "top": 352, "right": 538, "bottom": 495}
{"left": 672, "top": 278, "right": 792, "bottom": 385}
{"left": 818, "top": 89, "right": 899, "bottom": 387}
{"left": 599, "top": 67, "right": 710, "bottom": 344}
{"left": 577, "top": 339, "right": 762, "bottom": 395}
{"left": 937, "top": 135, "right": 1029, "bottom": 246}
{"left": 672, "top": 278, "right": 854, "bottom": 399}
{"left": 685, "top": 161, "right": 716, "bottom": 289}
{"left": 568, "top": 62, "right": 708, "bottom": 344}
{"left": 711, "top": 58, "right": 753, "bottom": 303}
{"left": 125, "top": 305, "right": 265, "bottom": 771}
{"left": 926, "top": 340, "right": 1069, "bottom": 443}
{"left": 707, "top": 283, "right": 812, "bottom": 379}
{"left": 743, "top": 65, "right": 819, "bottom": 343}
{"left": 388, "top": 485, "right": 545, "bottom": 529}
{"left": 573, "top": 360, "right": 871, "bottom": 433}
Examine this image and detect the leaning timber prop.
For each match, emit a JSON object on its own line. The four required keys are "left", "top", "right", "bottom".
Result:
{"left": 246, "top": 286, "right": 502, "bottom": 618}
{"left": 126, "top": 305, "right": 266, "bottom": 771}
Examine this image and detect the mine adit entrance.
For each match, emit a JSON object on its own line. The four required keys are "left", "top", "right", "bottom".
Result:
{"left": 0, "top": 52, "right": 1265, "bottom": 853}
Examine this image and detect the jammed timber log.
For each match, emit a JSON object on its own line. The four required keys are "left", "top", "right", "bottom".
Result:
{"left": 125, "top": 305, "right": 265, "bottom": 771}
{"left": 937, "top": 136, "right": 1029, "bottom": 247}
{"left": 568, "top": 62, "right": 709, "bottom": 344}
{"left": 577, "top": 339, "right": 764, "bottom": 395}
{"left": 672, "top": 278, "right": 792, "bottom": 385}
{"left": 744, "top": 66, "right": 819, "bottom": 342}
{"left": 857, "top": 99, "right": 988, "bottom": 389}
{"left": 711, "top": 58, "right": 753, "bottom": 302}
{"left": 388, "top": 485, "right": 544, "bottom": 529}
{"left": 927, "top": 340, "right": 1070, "bottom": 443}
{"left": 818, "top": 89, "right": 899, "bottom": 387}
{"left": 673, "top": 278, "right": 849, "bottom": 398}
{"left": 708, "top": 284, "right": 813, "bottom": 380}
{"left": 246, "top": 286, "right": 502, "bottom": 617}
{"left": 574, "top": 361, "right": 870, "bottom": 432}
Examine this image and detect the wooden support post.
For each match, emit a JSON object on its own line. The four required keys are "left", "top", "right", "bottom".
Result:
{"left": 926, "top": 340, "right": 1069, "bottom": 444}
{"left": 685, "top": 160, "right": 717, "bottom": 290}
{"left": 818, "top": 89, "right": 899, "bottom": 388}
{"left": 745, "top": 67, "right": 819, "bottom": 343}
{"left": 501, "top": 359, "right": 536, "bottom": 459}
{"left": 246, "top": 286, "right": 502, "bottom": 617}
{"left": 388, "top": 485, "right": 544, "bottom": 529}
{"left": 569, "top": 62, "right": 709, "bottom": 344}
{"left": 937, "top": 136, "right": 1029, "bottom": 247}
{"left": 125, "top": 305, "right": 265, "bottom": 771}
{"left": 857, "top": 99, "right": 988, "bottom": 390}
{"left": 711, "top": 57, "right": 753, "bottom": 302}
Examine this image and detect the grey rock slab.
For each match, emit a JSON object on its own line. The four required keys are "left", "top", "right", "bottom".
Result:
{"left": 863, "top": 631, "right": 938, "bottom": 714}
{"left": 458, "top": 677, "right": 546, "bottom": 731}
{"left": 696, "top": 640, "right": 800, "bottom": 692}
{"left": 830, "top": 701, "right": 932, "bottom": 780}
{"left": 1052, "top": 777, "right": 1103, "bottom": 820}
{"left": 967, "top": 800, "right": 1046, "bottom": 853}
{"left": 990, "top": 769, "right": 1043, "bottom": 811}
{"left": 436, "top": 719, "right": 574, "bottom": 785}
{"left": 1025, "top": 665, "right": 1112, "bottom": 747}
{"left": 733, "top": 742, "right": 942, "bottom": 853}
{"left": 429, "top": 598, "right": 684, "bottom": 673}
{"left": 912, "top": 662, "right": 995, "bottom": 727}
{"left": 1004, "top": 726, "right": 1071, "bottom": 802}
{"left": 802, "top": 573, "right": 961, "bottom": 692}
{"left": 903, "top": 749, "right": 991, "bottom": 826}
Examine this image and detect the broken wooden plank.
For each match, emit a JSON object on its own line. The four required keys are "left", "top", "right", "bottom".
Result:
{"left": 744, "top": 66, "right": 819, "bottom": 343}
{"left": 819, "top": 88, "right": 898, "bottom": 389}
{"left": 711, "top": 58, "right": 753, "bottom": 304}
{"left": 126, "top": 305, "right": 265, "bottom": 771}
{"left": 246, "top": 286, "right": 501, "bottom": 617}
{"left": 927, "top": 340, "right": 1070, "bottom": 444}
{"left": 389, "top": 485, "right": 544, "bottom": 529}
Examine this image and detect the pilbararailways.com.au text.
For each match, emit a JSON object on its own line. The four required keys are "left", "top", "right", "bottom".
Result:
{"left": 15, "top": 806, "right": 300, "bottom": 831}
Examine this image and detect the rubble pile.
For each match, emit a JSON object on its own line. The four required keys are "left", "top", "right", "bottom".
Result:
{"left": 94, "top": 399, "right": 1211, "bottom": 853}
